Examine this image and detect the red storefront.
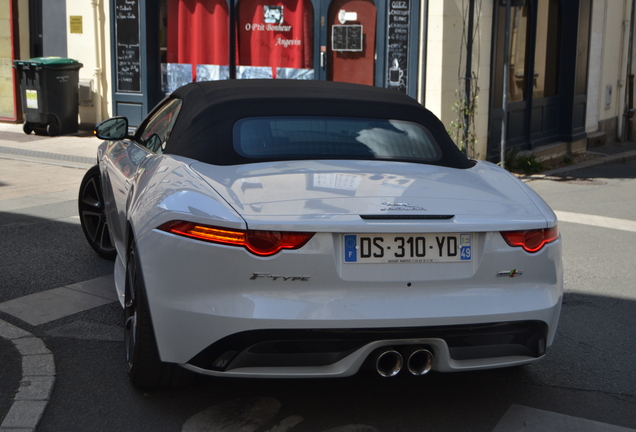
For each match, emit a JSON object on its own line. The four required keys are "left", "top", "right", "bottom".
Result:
{"left": 111, "top": 0, "right": 423, "bottom": 126}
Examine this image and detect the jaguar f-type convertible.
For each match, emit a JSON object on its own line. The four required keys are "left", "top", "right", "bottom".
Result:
{"left": 78, "top": 80, "right": 562, "bottom": 389}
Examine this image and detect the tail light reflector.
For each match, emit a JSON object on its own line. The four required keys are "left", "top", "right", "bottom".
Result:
{"left": 500, "top": 226, "right": 559, "bottom": 253}
{"left": 158, "top": 221, "right": 314, "bottom": 256}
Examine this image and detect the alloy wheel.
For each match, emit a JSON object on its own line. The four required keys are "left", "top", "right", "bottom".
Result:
{"left": 78, "top": 167, "right": 116, "bottom": 260}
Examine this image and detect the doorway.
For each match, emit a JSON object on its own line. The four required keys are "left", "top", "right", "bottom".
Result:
{"left": 488, "top": 0, "right": 562, "bottom": 159}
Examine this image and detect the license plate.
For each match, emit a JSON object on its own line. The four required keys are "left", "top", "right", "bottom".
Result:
{"left": 344, "top": 233, "right": 472, "bottom": 263}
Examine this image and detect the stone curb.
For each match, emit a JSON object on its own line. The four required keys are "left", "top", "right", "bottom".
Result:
{"left": 0, "top": 320, "right": 55, "bottom": 432}
{"left": 521, "top": 150, "right": 636, "bottom": 180}
{"left": 0, "top": 145, "right": 94, "bottom": 170}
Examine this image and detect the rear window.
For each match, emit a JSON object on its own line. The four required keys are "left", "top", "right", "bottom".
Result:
{"left": 233, "top": 117, "right": 441, "bottom": 163}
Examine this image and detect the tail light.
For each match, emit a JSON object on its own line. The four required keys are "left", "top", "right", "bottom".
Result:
{"left": 500, "top": 226, "right": 559, "bottom": 253}
{"left": 158, "top": 221, "right": 315, "bottom": 257}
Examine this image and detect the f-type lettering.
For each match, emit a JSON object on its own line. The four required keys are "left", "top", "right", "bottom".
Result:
{"left": 250, "top": 273, "right": 309, "bottom": 281}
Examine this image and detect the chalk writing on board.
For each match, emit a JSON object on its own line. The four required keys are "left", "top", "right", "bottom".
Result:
{"left": 387, "top": 0, "right": 409, "bottom": 92}
{"left": 116, "top": 0, "right": 141, "bottom": 92}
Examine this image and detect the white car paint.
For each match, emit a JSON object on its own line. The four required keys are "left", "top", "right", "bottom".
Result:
{"left": 101, "top": 141, "right": 562, "bottom": 377}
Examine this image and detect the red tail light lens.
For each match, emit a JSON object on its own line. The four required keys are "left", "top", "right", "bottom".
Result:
{"left": 158, "top": 221, "right": 315, "bottom": 256}
{"left": 500, "top": 226, "right": 559, "bottom": 253}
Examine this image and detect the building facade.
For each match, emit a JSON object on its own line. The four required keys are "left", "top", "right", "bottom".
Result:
{"left": 2, "top": 0, "right": 635, "bottom": 162}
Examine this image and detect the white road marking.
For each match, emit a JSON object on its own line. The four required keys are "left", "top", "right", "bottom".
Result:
{"left": 181, "top": 398, "right": 281, "bottom": 432}
{"left": 554, "top": 211, "right": 636, "bottom": 232}
{"left": 323, "top": 426, "right": 379, "bottom": 432}
{"left": 492, "top": 405, "right": 636, "bottom": 432}
{"left": 0, "top": 275, "right": 116, "bottom": 326}
{"left": 265, "top": 416, "right": 304, "bottom": 432}
{"left": 181, "top": 398, "right": 383, "bottom": 432}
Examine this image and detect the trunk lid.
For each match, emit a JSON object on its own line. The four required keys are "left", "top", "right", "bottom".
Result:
{"left": 191, "top": 160, "right": 548, "bottom": 232}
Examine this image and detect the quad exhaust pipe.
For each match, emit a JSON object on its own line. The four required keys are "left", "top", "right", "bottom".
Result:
{"left": 375, "top": 347, "right": 433, "bottom": 377}
{"left": 376, "top": 350, "right": 404, "bottom": 377}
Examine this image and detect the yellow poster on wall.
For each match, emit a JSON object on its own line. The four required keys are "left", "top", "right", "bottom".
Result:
{"left": 70, "top": 16, "right": 83, "bottom": 34}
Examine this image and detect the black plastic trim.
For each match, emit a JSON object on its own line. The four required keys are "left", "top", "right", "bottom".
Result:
{"left": 187, "top": 321, "right": 548, "bottom": 371}
{"left": 360, "top": 215, "right": 454, "bottom": 220}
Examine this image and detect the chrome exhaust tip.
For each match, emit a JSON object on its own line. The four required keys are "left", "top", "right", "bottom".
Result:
{"left": 407, "top": 348, "right": 433, "bottom": 376}
{"left": 376, "top": 350, "right": 403, "bottom": 377}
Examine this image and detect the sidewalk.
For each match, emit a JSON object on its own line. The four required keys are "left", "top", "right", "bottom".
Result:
{"left": 0, "top": 123, "right": 98, "bottom": 170}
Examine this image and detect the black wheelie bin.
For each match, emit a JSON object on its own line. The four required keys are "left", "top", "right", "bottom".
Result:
{"left": 14, "top": 57, "right": 83, "bottom": 136}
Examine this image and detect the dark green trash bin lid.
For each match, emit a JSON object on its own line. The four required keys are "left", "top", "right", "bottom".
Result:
{"left": 14, "top": 57, "right": 83, "bottom": 69}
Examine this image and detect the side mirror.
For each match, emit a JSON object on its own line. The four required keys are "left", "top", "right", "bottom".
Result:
{"left": 94, "top": 117, "right": 129, "bottom": 140}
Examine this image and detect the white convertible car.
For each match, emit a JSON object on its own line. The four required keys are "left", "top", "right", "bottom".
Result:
{"left": 78, "top": 80, "right": 562, "bottom": 389}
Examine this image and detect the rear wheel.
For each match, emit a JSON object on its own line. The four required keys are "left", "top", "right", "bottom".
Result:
{"left": 125, "top": 242, "right": 193, "bottom": 389}
{"left": 22, "top": 122, "right": 32, "bottom": 135}
{"left": 78, "top": 165, "right": 116, "bottom": 260}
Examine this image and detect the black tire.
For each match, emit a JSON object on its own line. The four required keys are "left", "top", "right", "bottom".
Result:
{"left": 23, "top": 122, "right": 32, "bottom": 135}
{"left": 78, "top": 165, "right": 117, "bottom": 260}
{"left": 47, "top": 121, "right": 59, "bottom": 137}
{"left": 125, "top": 242, "right": 193, "bottom": 390}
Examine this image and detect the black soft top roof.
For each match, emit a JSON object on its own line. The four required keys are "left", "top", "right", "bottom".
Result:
{"left": 163, "top": 80, "right": 472, "bottom": 169}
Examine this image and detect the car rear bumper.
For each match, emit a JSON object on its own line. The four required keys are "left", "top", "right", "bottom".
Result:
{"left": 134, "top": 229, "right": 562, "bottom": 377}
{"left": 181, "top": 321, "right": 548, "bottom": 378}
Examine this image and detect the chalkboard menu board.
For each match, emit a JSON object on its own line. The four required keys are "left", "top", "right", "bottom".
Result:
{"left": 332, "top": 25, "right": 363, "bottom": 52}
{"left": 387, "top": 0, "right": 410, "bottom": 93}
{"left": 116, "top": 0, "right": 141, "bottom": 92}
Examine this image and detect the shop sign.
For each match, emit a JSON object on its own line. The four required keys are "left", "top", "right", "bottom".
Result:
{"left": 70, "top": 16, "right": 83, "bottom": 34}
{"left": 238, "top": 0, "right": 313, "bottom": 77}
{"left": 387, "top": 0, "right": 410, "bottom": 92}
{"left": 115, "top": 0, "right": 141, "bottom": 92}
{"left": 332, "top": 25, "right": 363, "bottom": 52}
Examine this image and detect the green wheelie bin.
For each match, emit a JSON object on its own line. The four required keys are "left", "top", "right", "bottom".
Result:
{"left": 14, "top": 57, "right": 83, "bottom": 136}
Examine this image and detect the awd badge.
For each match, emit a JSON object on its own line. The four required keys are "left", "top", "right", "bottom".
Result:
{"left": 496, "top": 269, "right": 523, "bottom": 278}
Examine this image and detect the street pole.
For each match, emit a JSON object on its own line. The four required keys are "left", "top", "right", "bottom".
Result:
{"left": 464, "top": 0, "right": 475, "bottom": 152}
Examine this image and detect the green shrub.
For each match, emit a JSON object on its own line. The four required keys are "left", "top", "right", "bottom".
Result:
{"left": 505, "top": 148, "right": 545, "bottom": 175}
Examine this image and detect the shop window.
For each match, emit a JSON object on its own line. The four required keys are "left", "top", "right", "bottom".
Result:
{"left": 161, "top": 0, "right": 230, "bottom": 93}
{"left": 575, "top": 0, "right": 590, "bottom": 96}
{"left": 508, "top": 3, "right": 529, "bottom": 102}
{"left": 492, "top": 2, "right": 529, "bottom": 108}
{"left": 492, "top": 0, "right": 560, "bottom": 106}
{"left": 237, "top": 0, "right": 314, "bottom": 79}
{"left": 533, "top": 0, "right": 560, "bottom": 99}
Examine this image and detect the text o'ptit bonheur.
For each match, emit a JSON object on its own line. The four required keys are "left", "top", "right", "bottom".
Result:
{"left": 245, "top": 23, "right": 293, "bottom": 31}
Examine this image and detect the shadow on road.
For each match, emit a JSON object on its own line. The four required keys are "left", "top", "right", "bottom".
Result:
{"left": 32, "top": 289, "right": 636, "bottom": 432}
{"left": 548, "top": 159, "right": 636, "bottom": 181}
{"left": 0, "top": 211, "right": 114, "bottom": 303}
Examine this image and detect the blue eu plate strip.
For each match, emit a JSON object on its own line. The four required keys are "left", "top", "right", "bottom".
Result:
{"left": 344, "top": 235, "right": 357, "bottom": 262}
{"left": 460, "top": 234, "right": 472, "bottom": 261}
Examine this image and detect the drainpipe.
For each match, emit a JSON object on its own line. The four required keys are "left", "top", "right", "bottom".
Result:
{"left": 623, "top": 0, "right": 635, "bottom": 140}
{"left": 617, "top": 0, "right": 630, "bottom": 141}
{"left": 417, "top": 0, "right": 428, "bottom": 105}
{"left": 92, "top": 0, "right": 103, "bottom": 124}
{"left": 500, "top": 1, "right": 511, "bottom": 168}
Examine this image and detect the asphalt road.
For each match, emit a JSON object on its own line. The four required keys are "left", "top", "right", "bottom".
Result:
{"left": 1, "top": 153, "right": 635, "bottom": 432}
